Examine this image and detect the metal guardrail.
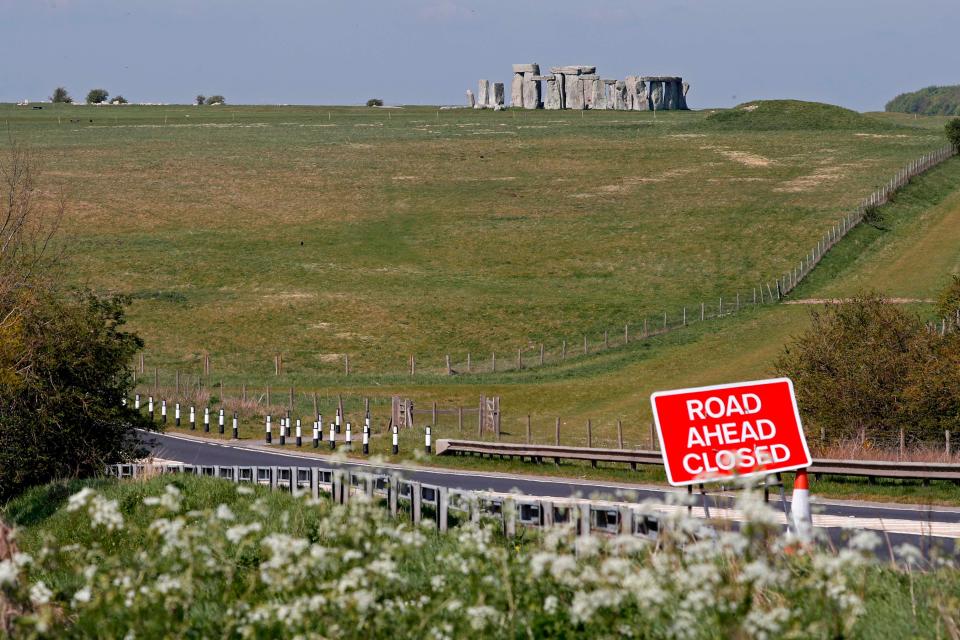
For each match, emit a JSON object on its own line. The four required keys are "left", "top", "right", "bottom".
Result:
{"left": 436, "top": 439, "right": 960, "bottom": 482}
{"left": 105, "top": 464, "right": 661, "bottom": 540}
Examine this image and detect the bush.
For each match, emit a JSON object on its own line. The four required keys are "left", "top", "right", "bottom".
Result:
{"left": 50, "top": 87, "right": 72, "bottom": 104}
{"left": 946, "top": 118, "right": 960, "bottom": 149}
{"left": 205, "top": 95, "right": 225, "bottom": 105}
{"left": 0, "top": 475, "right": 882, "bottom": 638}
{"left": 85, "top": 89, "right": 109, "bottom": 104}
{"left": 195, "top": 94, "right": 206, "bottom": 106}
{"left": 110, "top": 95, "right": 128, "bottom": 105}
{"left": 0, "top": 143, "right": 149, "bottom": 501}
{"left": 775, "top": 292, "right": 960, "bottom": 446}
{"left": 366, "top": 98, "right": 384, "bottom": 107}
{"left": 938, "top": 274, "right": 960, "bottom": 319}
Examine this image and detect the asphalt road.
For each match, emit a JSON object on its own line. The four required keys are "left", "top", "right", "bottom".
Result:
{"left": 141, "top": 430, "right": 959, "bottom": 554}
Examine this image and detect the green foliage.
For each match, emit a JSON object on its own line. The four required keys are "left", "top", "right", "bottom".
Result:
{"left": 195, "top": 94, "right": 206, "bottom": 106}
{"left": 49, "top": 87, "right": 72, "bottom": 104}
{"left": 938, "top": 274, "right": 960, "bottom": 319}
{"left": 775, "top": 293, "right": 960, "bottom": 446}
{"left": 366, "top": 98, "right": 384, "bottom": 107}
{"left": 85, "top": 89, "right": 109, "bottom": 105}
{"left": 886, "top": 85, "right": 960, "bottom": 116}
{"left": 110, "top": 95, "right": 128, "bottom": 105}
{"left": 703, "top": 100, "right": 891, "bottom": 131}
{"left": 205, "top": 95, "right": 225, "bottom": 105}
{"left": 946, "top": 118, "right": 960, "bottom": 148}
{"left": 0, "top": 289, "right": 149, "bottom": 501}
{"left": 2, "top": 475, "right": 885, "bottom": 638}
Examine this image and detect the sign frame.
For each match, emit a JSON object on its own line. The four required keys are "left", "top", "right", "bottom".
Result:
{"left": 650, "top": 377, "right": 811, "bottom": 487}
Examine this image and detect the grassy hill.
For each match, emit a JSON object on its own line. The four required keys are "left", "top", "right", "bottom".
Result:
{"left": 703, "top": 100, "right": 893, "bottom": 130}
{"left": 886, "top": 85, "right": 960, "bottom": 116}
{"left": 0, "top": 102, "right": 945, "bottom": 382}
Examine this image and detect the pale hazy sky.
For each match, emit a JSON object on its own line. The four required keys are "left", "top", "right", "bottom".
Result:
{"left": 1, "top": 0, "right": 955, "bottom": 110}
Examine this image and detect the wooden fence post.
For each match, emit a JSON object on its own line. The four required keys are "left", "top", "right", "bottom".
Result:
{"left": 561, "top": 340, "right": 566, "bottom": 360}
{"left": 947, "top": 430, "right": 952, "bottom": 458}
{"left": 650, "top": 420, "right": 657, "bottom": 449}
{"left": 467, "top": 352, "right": 471, "bottom": 373}
{"left": 555, "top": 417, "right": 560, "bottom": 446}
{"left": 540, "top": 344, "right": 544, "bottom": 366}
{"left": 410, "top": 355, "right": 416, "bottom": 376}
{"left": 432, "top": 401, "right": 437, "bottom": 426}
{"left": 899, "top": 428, "right": 905, "bottom": 459}
{"left": 583, "top": 335, "right": 588, "bottom": 354}
{"left": 446, "top": 355, "right": 451, "bottom": 375}
{"left": 491, "top": 352, "right": 496, "bottom": 372}
{"left": 344, "top": 354, "right": 350, "bottom": 375}
{"left": 617, "top": 419, "right": 623, "bottom": 449}
{"left": 587, "top": 419, "right": 592, "bottom": 448}
{"left": 458, "top": 407, "right": 463, "bottom": 433}
{"left": 517, "top": 347, "right": 522, "bottom": 371}
{"left": 526, "top": 415, "right": 531, "bottom": 444}
{"left": 624, "top": 323, "right": 629, "bottom": 344}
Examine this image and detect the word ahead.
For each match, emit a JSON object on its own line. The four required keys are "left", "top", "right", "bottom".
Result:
{"left": 650, "top": 378, "right": 810, "bottom": 486}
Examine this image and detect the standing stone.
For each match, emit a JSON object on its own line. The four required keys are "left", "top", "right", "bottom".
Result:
{"left": 635, "top": 80, "right": 650, "bottom": 111}
{"left": 665, "top": 80, "right": 678, "bottom": 110}
{"left": 511, "top": 74, "right": 524, "bottom": 108}
{"left": 591, "top": 78, "right": 607, "bottom": 110}
{"left": 614, "top": 80, "right": 627, "bottom": 110}
{"left": 544, "top": 77, "right": 561, "bottom": 109}
{"left": 476, "top": 80, "right": 490, "bottom": 109}
{"left": 680, "top": 81, "right": 690, "bottom": 110}
{"left": 624, "top": 75, "right": 637, "bottom": 110}
{"left": 564, "top": 74, "right": 585, "bottom": 109}
{"left": 466, "top": 90, "right": 476, "bottom": 108}
{"left": 522, "top": 75, "right": 541, "bottom": 109}
{"left": 493, "top": 82, "right": 505, "bottom": 109}
{"left": 650, "top": 81, "right": 664, "bottom": 111}
{"left": 555, "top": 73, "right": 566, "bottom": 109}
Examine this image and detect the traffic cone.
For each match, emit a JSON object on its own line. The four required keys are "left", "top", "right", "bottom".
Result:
{"left": 790, "top": 469, "right": 811, "bottom": 541}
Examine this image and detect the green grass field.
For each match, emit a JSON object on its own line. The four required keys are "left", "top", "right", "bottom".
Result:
{"left": 1, "top": 101, "right": 947, "bottom": 380}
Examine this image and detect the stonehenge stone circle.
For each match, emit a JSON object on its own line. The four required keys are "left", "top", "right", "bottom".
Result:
{"left": 468, "top": 64, "right": 689, "bottom": 111}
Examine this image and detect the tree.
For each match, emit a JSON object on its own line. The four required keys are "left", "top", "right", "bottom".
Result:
{"left": 366, "top": 98, "right": 384, "bottom": 107}
{"left": 110, "top": 95, "right": 128, "bottom": 105}
{"left": 938, "top": 274, "right": 960, "bottom": 319}
{"left": 775, "top": 292, "right": 960, "bottom": 448}
{"left": 195, "top": 94, "right": 206, "bottom": 106}
{"left": 205, "top": 95, "right": 225, "bottom": 105}
{"left": 0, "top": 143, "right": 149, "bottom": 500}
{"left": 50, "top": 87, "right": 72, "bottom": 104}
{"left": 86, "top": 88, "right": 109, "bottom": 104}
{"left": 946, "top": 118, "right": 960, "bottom": 149}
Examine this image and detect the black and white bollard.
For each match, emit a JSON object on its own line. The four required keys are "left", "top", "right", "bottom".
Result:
{"left": 345, "top": 422, "right": 352, "bottom": 449}
{"left": 189, "top": 406, "right": 196, "bottom": 430}
{"left": 335, "top": 408, "right": 341, "bottom": 434}
{"left": 329, "top": 422, "right": 336, "bottom": 450}
{"left": 296, "top": 419, "right": 302, "bottom": 447}
{"left": 392, "top": 424, "right": 399, "bottom": 455}
{"left": 218, "top": 408, "right": 225, "bottom": 435}
{"left": 175, "top": 403, "right": 181, "bottom": 427}
{"left": 232, "top": 412, "right": 239, "bottom": 439}
{"left": 362, "top": 423, "right": 370, "bottom": 455}
{"left": 265, "top": 414, "right": 272, "bottom": 444}
{"left": 161, "top": 399, "right": 167, "bottom": 424}
{"left": 204, "top": 407, "right": 210, "bottom": 433}
{"left": 312, "top": 421, "right": 320, "bottom": 448}
{"left": 135, "top": 394, "right": 141, "bottom": 410}
{"left": 279, "top": 417, "right": 286, "bottom": 446}
{"left": 148, "top": 396, "right": 154, "bottom": 421}
{"left": 425, "top": 425, "right": 432, "bottom": 455}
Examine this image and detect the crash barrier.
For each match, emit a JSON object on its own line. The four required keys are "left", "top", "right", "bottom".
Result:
{"left": 104, "top": 463, "right": 662, "bottom": 540}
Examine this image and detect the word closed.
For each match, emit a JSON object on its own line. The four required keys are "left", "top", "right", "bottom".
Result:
{"left": 651, "top": 378, "right": 811, "bottom": 486}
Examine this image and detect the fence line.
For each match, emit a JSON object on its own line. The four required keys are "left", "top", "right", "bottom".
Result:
{"left": 131, "top": 144, "right": 957, "bottom": 379}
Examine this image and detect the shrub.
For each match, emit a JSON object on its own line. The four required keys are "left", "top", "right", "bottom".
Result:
{"left": 195, "top": 94, "right": 206, "bottom": 106}
{"left": 205, "top": 95, "right": 225, "bottom": 105}
{"left": 946, "top": 118, "right": 960, "bottom": 149}
{"left": 110, "top": 95, "right": 128, "bottom": 105}
{"left": 775, "top": 292, "right": 960, "bottom": 447}
{"left": 938, "top": 274, "right": 960, "bottom": 319}
{"left": 366, "top": 98, "right": 384, "bottom": 107}
{"left": 50, "top": 87, "right": 72, "bottom": 104}
{"left": 85, "top": 89, "right": 109, "bottom": 104}
{"left": 0, "top": 476, "right": 881, "bottom": 638}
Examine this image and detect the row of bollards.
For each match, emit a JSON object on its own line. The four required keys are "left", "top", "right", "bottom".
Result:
{"left": 132, "top": 393, "right": 434, "bottom": 454}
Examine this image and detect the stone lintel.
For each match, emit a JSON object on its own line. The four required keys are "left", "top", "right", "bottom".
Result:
{"left": 512, "top": 63, "right": 540, "bottom": 74}
{"left": 640, "top": 76, "right": 682, "bottom": 82}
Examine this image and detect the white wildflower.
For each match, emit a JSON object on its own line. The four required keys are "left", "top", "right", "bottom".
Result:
{"left": 215, "top": 504, "right": 235, "bottom": 521}
{"left": 544, "top": 595, "right": 558, "bottom": 614}
{"left": 0, "top": 560, "right": 18, "bottom": 586}
{"left": 29, "top": 580, "right": 53, "bottom": 605}
{"left": 430, "top": 575, "right": 445, "bottom": 591}
{"left": 226, "top": 522, "right": 262, "bottom": 544}
{"left": 66, "top": 487, "right": 96, "bottom": 512}
{"left": 236, "top": 485, "right": 254, "bottom": 495}
{"left": 72, "top": 586, "right": 92, "bottom": 604}
{"left": 848, "top": 530, "right": 881, "bottom": 552}
{"left": 465, "top": 605, "right": 500, "bottom": 631}
{"left": 89, "top": 496, "right": 124, "bottom": 531}
{"left": 894, "top": 543, "right": 923, "bottom": 566}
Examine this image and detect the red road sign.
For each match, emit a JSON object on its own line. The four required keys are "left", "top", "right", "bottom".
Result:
{"left": 650, "top": 378, "right": 811, "bottom": 486}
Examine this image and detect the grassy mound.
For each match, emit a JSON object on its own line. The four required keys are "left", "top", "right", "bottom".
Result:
{"left": 886, "top": 85, "right": 960, "bottom": 116}
{"left": 704, "top": 100, "right": 891, "bottom": 131}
